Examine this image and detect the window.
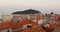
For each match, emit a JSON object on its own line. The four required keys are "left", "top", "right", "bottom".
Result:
{"left": 58, "top": 18, "right": 60, "bottom": 20}
{"left": 7, "top": 30, "right": 9, "bottom": 32}
{"left": 27, "top": 25, "right": 32, "bottom": 28}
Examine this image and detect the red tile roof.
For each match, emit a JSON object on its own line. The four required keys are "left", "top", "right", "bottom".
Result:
{"left": 0, "top": 20, "right": 35, "bottom": 30}
{"left": 0, "top": 22, "right": 12, "bottom": 29}
{"left": 0, "top": 22, "right": 22, "bottom": 30}
{"left": 11, "top": 22, "right": 22, "bottom": 29}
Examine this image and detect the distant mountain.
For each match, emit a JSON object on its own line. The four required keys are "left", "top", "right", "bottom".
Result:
{"left": 12, "top": 9, "right": 41, "bottom": 14}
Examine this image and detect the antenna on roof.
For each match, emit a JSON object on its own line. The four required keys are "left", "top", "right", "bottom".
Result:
{"left": 51, "top": 12, "right": 54, "bottom": 14}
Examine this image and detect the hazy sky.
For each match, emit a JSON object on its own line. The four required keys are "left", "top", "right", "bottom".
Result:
{"left": 0, "top": 0, "right": 60, "bottom": 19}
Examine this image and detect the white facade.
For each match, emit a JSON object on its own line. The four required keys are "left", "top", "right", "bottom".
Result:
{"left": 3, "top": 14, "right": 42, "bottom": 23}
{"left": 3, "top": 15, "right": 14, "bottom": 22}
{"left": 38, "top": 19, "right": 44, "bottom": 24}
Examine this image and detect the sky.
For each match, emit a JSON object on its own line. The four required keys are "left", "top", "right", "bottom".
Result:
{"left": 0, "top": 0, "right": 60, "bottom": 19}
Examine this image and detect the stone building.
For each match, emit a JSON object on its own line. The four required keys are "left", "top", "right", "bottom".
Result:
{"left": 3, "top": 9, "right": 44, "bottom": 24}
{"left": 0, "top": 9, "right": 50, "bottom": 32}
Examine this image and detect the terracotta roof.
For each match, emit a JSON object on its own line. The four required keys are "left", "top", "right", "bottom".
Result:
{"left": 0, "top": 22, "right": 22, "bottom": 30}
{"left": 21, "top": 20, "right": 31, "bottom": 25}
{"left": 0, "top": 22, "right": 12, "bottom": 29}
{"left": 11, "top": 22, "right": 22, "bottom": 29}
{"left": 0, "top": 20, "right": 36, "bottom": 30}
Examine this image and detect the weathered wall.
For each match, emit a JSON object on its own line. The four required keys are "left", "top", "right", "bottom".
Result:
{"left": 3, "top": 14, "right": 14, "bottom": 22}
